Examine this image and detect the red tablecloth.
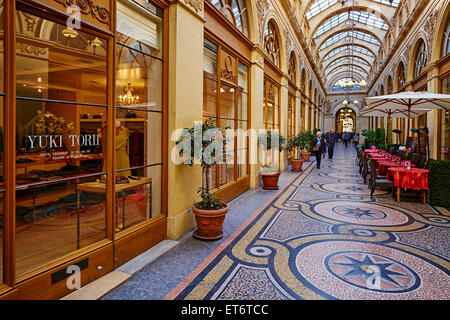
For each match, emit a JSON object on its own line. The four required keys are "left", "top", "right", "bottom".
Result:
{"left": 386, "top": 167, "right": 429, "bottom": 190}
{"left": 364, "top": 149, "right": 379, "bottom": 156}
{"left": 378, "top": 161, "right": 415, "bottom": 176}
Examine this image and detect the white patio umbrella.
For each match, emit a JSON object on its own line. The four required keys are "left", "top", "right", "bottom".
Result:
{"left": 365, "top": 91, "right": 450, "bottom": 145}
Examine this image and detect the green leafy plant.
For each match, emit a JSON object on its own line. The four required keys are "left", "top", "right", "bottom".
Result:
{"left": 287, "top": 132, "right": 310, "bottom": 156}
{"left": 34, "top": 110, "right": 75, "bottom": 135}
{"left": 197, "top": 187, "right": 224, "bottom": 210}
{"left": 428, "top": 160, "right": 450, "bottom": 207}
{"left": 259, "top": 130, "right": 287, "bottom": 152}
{"left": 176, "top": 117, "right": 231, "bottom": 210}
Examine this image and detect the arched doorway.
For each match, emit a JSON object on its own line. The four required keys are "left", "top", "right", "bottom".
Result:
{"left": 335, "top": 107, "right": 356, "bottom": 133}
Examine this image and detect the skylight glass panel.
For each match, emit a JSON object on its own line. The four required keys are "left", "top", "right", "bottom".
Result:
{"left": 314, "top": 10, "right": 388, "bottom": 38}
{"left": 326, "top": 56, "right": 369, "bottom": 69}
{"left": 319, "top": 30, "right": 380, "bottom": 51}
{"left": 306, "top": 0, "right": 338, "bottom": 20}
{"left": 371, "top": 0, "right": 400, "bottom": 7}
{"left": 328, "top": 64, "right": 368, "bottom": 77}
{"left": 323, "top": 45, "right": 374, "bottom": 61}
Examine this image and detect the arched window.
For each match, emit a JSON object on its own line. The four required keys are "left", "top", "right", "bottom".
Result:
{"left": 380, "top": 85, "right": 385, "bottom": 95}
{"left": 397, "top": 61, "right": 406, "bottom": 88}
{"left": 288, "top": 52, "right": 297, "bottom": 83}
{"left": 387, "top": 76, "right": 393, "bottom": 94}
{"left": 209, "top": 0, "right": 249, "bottom": 37}
{"left": 442, "top": 15, "right": 450, "bottom": 57}
{"left": 264, "top": 20, "right": 280, "bottom": 68}
{"left": 414, "top": 39, "right": 427, "bottom": 78}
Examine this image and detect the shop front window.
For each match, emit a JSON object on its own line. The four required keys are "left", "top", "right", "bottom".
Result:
{"left": 441, "top": 77, "right": 450, "bottom": 160}
{"left": 442, "top": 16, "right": 450, "bottom": 58}
{"left": 202, "top": 38, "right": 249, "bottom": 191}
{"left": 114, "top": 0, "right": 164, "bottom": 231}
{"left": 0, "top": 4, "right": 3, "bottom": 284}
{"left": 237, "top": 62, "right": 248, "bottom": 179}
{"left": 15, "top": 10, "right": 108, "bottom": 276}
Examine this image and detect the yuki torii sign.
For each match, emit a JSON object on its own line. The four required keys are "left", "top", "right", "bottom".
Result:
{"left": 364, "top": 91, "right": 450, "bottom": 145}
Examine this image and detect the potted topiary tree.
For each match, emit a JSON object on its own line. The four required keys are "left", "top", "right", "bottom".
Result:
{"left": 259, "top": 130, "right": 286, "bottom": 190}
{"left": 299, "top": 130, "right": 313, "bottom": 162}
{"left": 176, "top": 118, "right": 230, "bottom": 240}
{"left": 287, "top": 133, "right": 304, "bottom": 171}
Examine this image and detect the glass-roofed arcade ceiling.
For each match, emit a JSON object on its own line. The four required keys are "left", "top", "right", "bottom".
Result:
{"left": 304, "top": 0, "right": 400, "bottom": 93}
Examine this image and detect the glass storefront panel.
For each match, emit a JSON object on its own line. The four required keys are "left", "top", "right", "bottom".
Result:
{"left": 15, "top": 172, "right": 107, "bottom": 276}
{"left": 441, "top": 76, "right": 450, "bottom": 160}
{"left": 15, "top": 100, "right": 107, "bottom": 185}
{"left": 15, "top": 9, "right": 109, "bottom": 277}
{"left": 16, "top": 11, "right": 107, "bottom": 106}
{"left": 0, "top": 5, "right": 3, "bottom": 284}
{"left": 115, "top": 0, "right": 164, "bottom": 231}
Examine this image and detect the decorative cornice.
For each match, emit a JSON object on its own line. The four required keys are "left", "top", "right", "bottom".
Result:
{"left": 54, "top": 0, "right": 110, "bottom": 26}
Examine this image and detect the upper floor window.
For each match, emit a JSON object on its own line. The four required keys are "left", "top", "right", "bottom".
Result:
{"left": 288, "top": 53, "right": 297, "bottom": 83}
{"left": 209, "top": 0, "right": 249, "bottom": 37}
{"left": 414, "top": 39, "right": 427, "bottom": 78}
{"left": 397, "top": 61, "right": 406, "bottom": 88}
{"left": 442, "top": 16, "right": 450, "bottom": 57}
{"left": 264, "top": 20, "right": 280, "bottom": 68}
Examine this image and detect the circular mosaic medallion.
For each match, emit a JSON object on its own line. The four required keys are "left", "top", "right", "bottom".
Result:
{"left": 327, "top": 172, "right": 361, "bottom": 179}
{"left": 320, "top": 183, "right": 387, "bottom": 196}
{"left": 325, "top": 251, "right": 419, "bottom": 293}
{"left": 294, "top": 241, "right": 450, "bottom": 299}
{"left": 312, "top": 201, "right": 409, "bottom": 226}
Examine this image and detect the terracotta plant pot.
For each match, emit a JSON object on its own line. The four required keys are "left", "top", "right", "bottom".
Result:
{"left": 261, "top": 171, "right": 280, "bottom": 190}
{"left": 301, "top": 152, "right": 311, "bottom": 161}
{"left": 192, "top": 203, "right": 228, "bottom": 241}
{"left": 291, "top": 159, "right": 304, "bottom": 172}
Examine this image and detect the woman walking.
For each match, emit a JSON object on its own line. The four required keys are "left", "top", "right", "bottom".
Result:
{"left": 312, "top": 131, "right": 327, "bottom": 170}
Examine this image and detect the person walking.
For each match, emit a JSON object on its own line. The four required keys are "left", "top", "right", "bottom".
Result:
{"left": 353, "top": 133, "right": 360, "bottom": 148}
{"left": 312, "top": 131, "right": 327, "bottom": 170}
{"left": 324, "top": 129, "right": 338, "bottom": 161}
{"left": 343, "top": 132, "right": 349, "bottom": 148}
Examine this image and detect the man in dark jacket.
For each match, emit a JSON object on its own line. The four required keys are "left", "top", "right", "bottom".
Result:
{"left": 325, "top": 129, "right": 338, "bottom": 161}
{"left": 312, "top": 131, "right": 327, "bottom": 170}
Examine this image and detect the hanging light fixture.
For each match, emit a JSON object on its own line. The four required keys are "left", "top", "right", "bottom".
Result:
{"left": 62, "top": 28, "right": 78, "bottom": 38}
{"left": 353, "top": 99, "right": 359, "bottom": 104}
{"left": 119, "top": 82, "right": 139, "bottom": 106}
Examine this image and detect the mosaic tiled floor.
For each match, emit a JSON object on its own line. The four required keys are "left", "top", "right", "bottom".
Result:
{"left": 166, "top": 144, "right": 450, "bottom": 300}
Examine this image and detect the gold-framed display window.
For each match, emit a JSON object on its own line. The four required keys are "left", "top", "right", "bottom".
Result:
{"left": 14, "top": 7, "right": 109, "bottom": 277}
{"left": 114, "top": 0, "right": 164, "bottom": 232}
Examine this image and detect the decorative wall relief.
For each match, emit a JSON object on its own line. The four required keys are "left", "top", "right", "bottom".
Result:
{"left": 423, "top": 9, "right": 440, "bottom": 58}
{"left": 54, "top": 0, "right": 110, "bottom": 26}
{"left": 184, "top": 0, "right": 204, "bottom": 13}
{"left": 257, "top": 0, "right": 269, "bottom": 44}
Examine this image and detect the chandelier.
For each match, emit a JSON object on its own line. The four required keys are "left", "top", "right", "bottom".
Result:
{"left": 119, "top": 82, "right": 139, "bottom": 106}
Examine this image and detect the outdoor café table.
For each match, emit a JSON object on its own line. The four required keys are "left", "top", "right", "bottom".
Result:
{"left": 368, "top": 154, "right": 388, "bottom": 166}
{"left": 378, "top": 161, "right": 415, "bottom": 176}
{"left": 364, "top": 149, "right": 379, "bottom": 156}
{"left": 386, "top": 167, "right": 429, "bottom": 204}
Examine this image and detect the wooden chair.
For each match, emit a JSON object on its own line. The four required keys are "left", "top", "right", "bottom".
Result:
{"left": 369, "top": 159, "right": 394, "bottom": 200}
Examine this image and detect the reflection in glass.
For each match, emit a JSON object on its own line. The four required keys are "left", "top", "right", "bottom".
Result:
{"left": 16, "top": 11, "right": 107, "bottom": 106}
{"left": 15, "top": 173, "right": 107, "bottom": 276}
{"left": 115, "top": 0, "right": 164, "bottom": 231}
{"left": 15, "top": 101, "right": 106, "bottom": 185}
{"left": 15, "top": 10, "right": 108, "bottom": 277}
